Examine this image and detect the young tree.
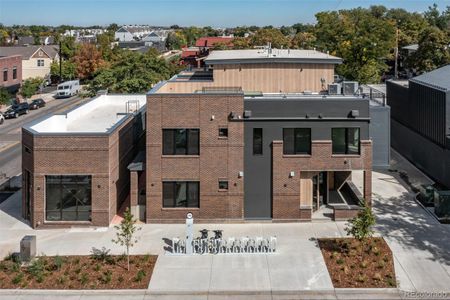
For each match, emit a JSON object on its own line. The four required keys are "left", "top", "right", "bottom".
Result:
{"left": 345, "top": 201, "right": 376, "bottom": 241}
{"left": 0, "top": 87, "right": 12, "bottom": 105}
{"left": 112, "top": 208, "right": 141, "bottom": 271}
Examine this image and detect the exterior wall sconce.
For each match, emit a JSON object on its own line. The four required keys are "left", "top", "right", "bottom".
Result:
{"left": 289, "top": 171, "right": 295, "bottom": 178}
{"left": 36, "top": 186, "right": 40, "bottom": 191}
{"left": 238, "top": 171, "right": 244, "bottom": 178}
{"left": 211, "top": 115, "right": 215, "bottom": 121}
{"left": 97, "top": 185, "right": 101, "bottom": 188}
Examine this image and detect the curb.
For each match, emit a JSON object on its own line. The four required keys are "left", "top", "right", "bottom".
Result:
{"left": 0, "top": 288, "right": 402, "bottom": 299}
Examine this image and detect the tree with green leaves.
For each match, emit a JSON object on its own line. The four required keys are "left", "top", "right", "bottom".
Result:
{"left": 20, "top": 78, "right": 44, "bottom": 99}
{"left": 112, "top": 208, "right": 141, "bottom": 271}
{"left": 424, "top": 4, "right": 450, "bottom": 31}
{"left": 250, "top": 28, "right": 290, "bottom": 48}
{"left": 315, "top": 7, "right": 396, "bottom": 83}
{"left": 0, "top": 87, "right": 12, "bottom": 106}
{"left": 410, "top": 26, "right": 450, "bottom": 73}
{"left": 345, "top": 201, "right": 375, "bottom": 241}
{"left": 50, "top": 60, "right": 76, "bottom": 81}
{"left": 291, "top": 32, "right": 316, "bottom": 49}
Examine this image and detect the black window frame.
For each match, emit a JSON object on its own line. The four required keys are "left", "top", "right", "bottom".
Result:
{"left": 218, "top": 127, "right": 228, "bottom": 138}
{"left": 218, "top": 180, "right": 229, "bottom": 190}
{"left": 45, "top": 175, "right": 92, "bottom": 222}
{"left": 283, "top": 128, "right": 311, "bottom": 155}
{"left": 162, "top": 129, "right": 200, "bottom": 155}
{"left": 332, "top": 127, "right": 361, "bottom": 155}
{"left": 253, "top": 128, "right": 263, "bottom": 155}
{"left": 162, "top": 181, "right": 200, "bottom": 208}
{"left": 3, "top": 68, "right": 7, "bottom": 81}
{"left": 37, "top": 59, "right": 44, "bottom": 67}
{"left": 12, "top": 66, "right": 17, "bottom": 80}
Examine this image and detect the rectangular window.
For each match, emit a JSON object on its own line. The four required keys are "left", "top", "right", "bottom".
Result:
{"left": 218, "top": 128, "right": 228, "bottom": 138}
{"left": 162, "top": 129, "right": 199, "bottom": 155}
{"left": 3, "top": 68, "right": 7, "bottom": 81}
{"left": 332, "top": 128, "right": 360, "bottom": 154}
{"left": 283, "top": 128, "right": 311, "bottom": 154}
{"left": 45, "top": 175, "right": 92, "bottom": 221}
{"left": 218, "top": 180, "right": 228, "bottom": 190}
{"left": 253, "top": 128, "right": 263, "bottom": 155}
{"left": 162, "top": 181, "right": 199, "bottom": 208}
{"left": 12, "top": 67, "right": 17, "bottom": 80}
{"left": 37, "top": 59, "right": 44, "bottom": 67}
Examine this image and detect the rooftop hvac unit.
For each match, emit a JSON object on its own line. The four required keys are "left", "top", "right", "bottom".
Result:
{"left": 328, "top": 83, "right": 341, "bottom": 95}
{"left": 342, "top": 81, "right": 359, "bottom": 95}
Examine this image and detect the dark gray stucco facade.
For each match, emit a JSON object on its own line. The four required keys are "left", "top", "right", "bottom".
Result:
{"left": 243, "top": 96, "right": 371, "bottom": 219}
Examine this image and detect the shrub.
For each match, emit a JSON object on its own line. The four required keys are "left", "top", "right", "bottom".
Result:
{"left": 73, "top": 258, "right": 80, "bottom": 265}
{"left": 28, "top": 259, "right": 45, "bottom": 281}
{"left": 336, "top": 258, "right": 344, "bottom": 265}
{"left": 360, "top": 260, "right": 368, "bottom": 268}
{"left": 53, "top": 255, "right": 64, "bottom": 270}
{"left": 372, "top": 246, "right": 380, "bottom": 256}
{"left": 12, "top": 273, "right": 24, "bottom": 285}
{"left": 377, "top": 260, "right": 386, "bottom": 269}
{"left": 94, "top": 264, "right": 101, "bottom": 272}
{"left": 118, "top": 275, "right": 124, "bottom": 282}
{"left": 75, "top": 267, "right": 82, "bottom": 274}
{"left": 100, "top": 270, "right": 112, "bottom": 284}
{"left": 357, "top": 274, "right": 366, "bottom": 283}
{"left": 373, "top": 273, "right": 382, "bottom": 281}
{"left": 90, "top": 247, "right": 111, "bottom": 263}
{"left": 80, "top": 273, "right": 89, "bottom": 285}
{"left": 58, "top": 275, "right": 66, "bottom": 285}
{"left": 134, "top": 270, "right": 146, "bottom": 282}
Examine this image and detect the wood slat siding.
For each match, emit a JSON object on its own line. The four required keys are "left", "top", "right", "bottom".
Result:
{"left": 157, "top": 63, "right": 335, "bottom": 94}
{"left": 213, "top": 63, "right": 334, "bottom": 93}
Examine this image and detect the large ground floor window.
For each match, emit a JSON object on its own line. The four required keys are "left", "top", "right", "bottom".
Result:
{"left": 45, "top": 175, "right": 92, "bottom": 221}
{"left": 163, "top": 181, "right": 199, "bottom": 208}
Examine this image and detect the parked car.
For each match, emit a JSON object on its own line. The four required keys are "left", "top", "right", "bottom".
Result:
{"left": 56, "top": 80, "right": 80, "bottom": 98}
{"left": 4, "top": 102, "right": 30, "bottom": 119}
{"left": 30, "top": 98, "right": 46, "bottom": 110}
{"left": 0, "top": 112, "right": 4, "bottom": 125}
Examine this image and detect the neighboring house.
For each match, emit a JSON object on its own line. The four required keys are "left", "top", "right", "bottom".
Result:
{"left": 195, "top": 36, "right": 234, "bottom": 50}
{"left": 0, "top": 46, "right": 59, "bottom": 80}
{"left": 142, "top": 31, "right": 167, "bottom": 43}
{"left": 0, "top": 54, "right": 22, "bottom": 93}
{"left": 114, "top": 26, "right": 152, "bottom": 42}
{"left": 387, "top": 65, "right": 450, "bottom": 188}
{"left": 22, "top": 48, "right": 390, "bottom": 228}
{"left": 17, "top": 36, "right": 55, "bottom": 46}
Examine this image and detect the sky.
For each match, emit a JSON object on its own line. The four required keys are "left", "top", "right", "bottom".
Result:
{"left": 0, "top": 0, "right": 449, "bottom": 27}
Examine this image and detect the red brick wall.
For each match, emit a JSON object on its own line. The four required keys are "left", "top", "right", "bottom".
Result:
{"left": 272, "top": 140, "right": 372, "bottom": 220}
{"left": 146, "top": 93, "right": 244, "bottom": 222}
{"left": 0, "top": 55, "right": 22, "bottom": 88}
{"left": 22, "top": 113, "right": 140, "bottom": 228}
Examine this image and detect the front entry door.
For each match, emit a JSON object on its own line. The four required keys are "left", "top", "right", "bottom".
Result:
{"left": 312, "top": 172, "right": 328, "bottom": 211}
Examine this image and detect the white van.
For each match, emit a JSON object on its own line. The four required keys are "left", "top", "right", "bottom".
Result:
{"left": 57, "top": 80, "right": 80, "bottom": 98}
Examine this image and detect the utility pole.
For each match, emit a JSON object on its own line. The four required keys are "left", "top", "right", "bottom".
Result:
{"left": 394, "top": 27, "right": 399, "bottom": 79}
{"left": 59, "top": 40, "right": 62, "bottom": 83}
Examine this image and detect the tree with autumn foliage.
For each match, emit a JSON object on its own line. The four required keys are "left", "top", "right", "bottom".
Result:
{"left": 73, "top": 43, "right": 106, "bottom": 80}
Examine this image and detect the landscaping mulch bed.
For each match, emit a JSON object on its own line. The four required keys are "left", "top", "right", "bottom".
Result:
{"left": 0, "top": 254, "right": 158, "bottom": 289}
{"left": 318, "top": 237, "right": 396, "bottom": 288}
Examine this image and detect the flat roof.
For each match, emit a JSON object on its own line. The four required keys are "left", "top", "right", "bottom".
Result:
{"left": 26, "top": 94, "right": 146, "bottom": 134}
{"left": 205, "top": 49, "right": 342, "bottom": 65}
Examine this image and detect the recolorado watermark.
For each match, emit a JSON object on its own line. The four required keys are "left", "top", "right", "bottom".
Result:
{"left": 402, "top": 291, "right": 448, "bottom": 299}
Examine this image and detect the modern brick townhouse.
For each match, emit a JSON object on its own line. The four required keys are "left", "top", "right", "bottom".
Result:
{"left": 22, "top": 48, "right": 390, "bottom": 228}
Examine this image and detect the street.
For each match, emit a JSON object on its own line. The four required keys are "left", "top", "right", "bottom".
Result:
{"left": 0, "top": 95, "right": 87, "bottom": 187}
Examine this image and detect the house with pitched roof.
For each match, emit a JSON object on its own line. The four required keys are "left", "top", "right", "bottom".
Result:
{"left": 0, "top": 46, "right": 59, "bottom": 80}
